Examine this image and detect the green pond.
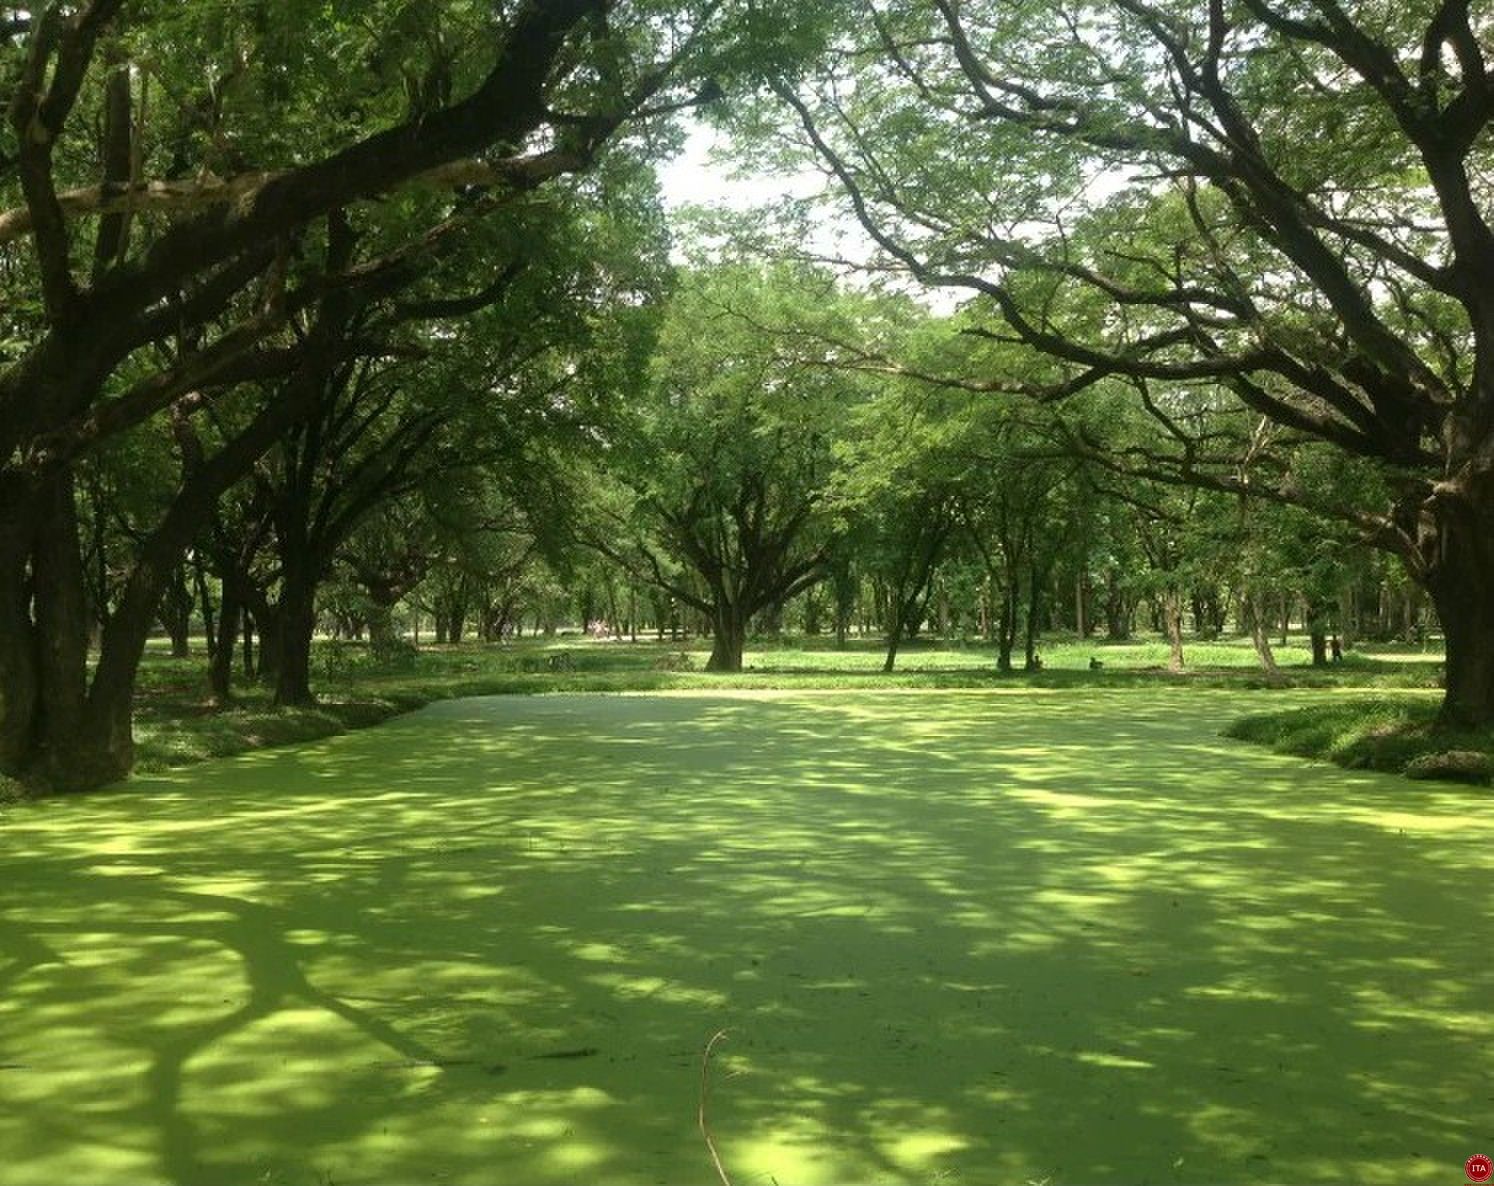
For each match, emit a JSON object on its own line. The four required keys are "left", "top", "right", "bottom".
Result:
{"left": 0, "top": 690, "right": 1489, "bottom": 1185}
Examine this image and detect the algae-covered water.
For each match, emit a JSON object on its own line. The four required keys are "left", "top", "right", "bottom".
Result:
{"left": 1, "top": 690, "right": 1489, "bottom": 1185}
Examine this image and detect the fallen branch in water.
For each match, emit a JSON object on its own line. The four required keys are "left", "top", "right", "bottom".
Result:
{"left": 699, "top": 1029, "right": 733, "bottom": 1186}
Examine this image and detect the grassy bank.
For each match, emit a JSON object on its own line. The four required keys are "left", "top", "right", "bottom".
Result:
{"left": 117, "top": 632, "right": 1449, "bottom": 780}
{"left": 1225, "top": 695, "right": 1492, "bottom": 785}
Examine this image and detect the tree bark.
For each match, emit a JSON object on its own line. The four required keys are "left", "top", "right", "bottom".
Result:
{"left": 1339, "top": 587, "right": 1357, "bottom": 651}
{"left": 1023, "top": 561, "right": 1043, "bottom": 671}
{"left": 883, "top": 617, "right": 905, "bottom": 673}
{"left": 0, "top": 470, "right": 143, "bottom": 791}
{"left": 0, "top": 479, "right": 40, "bottom": 777}
{"left": 706, "top": 602, "right": 746, "bottom": 672}
{"left": 1424, "top": 495, "right": 1494, "bottom": 726}
{"left": 833, "top": 564, "right": 855, "bottom": 650}
{"left": 273, "top": 549, "right": 318, "bottom": 707}
{"left": 1163, "top": 591, "right": 1185, "bottom": 673}
{"left": 160, "top": 566, "right": 193, "bottom": 658}
{"left": 997, "top": 581, "right": 1018, "bottom": 673}
{"left": 1309, "top": 629, "right": 1329, "bottom": 668}
{"left": 1307, "top": 596, "right": 1332, "bottom": 667}
{"left": 1105, "top": 568, "right": 1130, "bottom": 640}
{"left": 1243, "top": 593, "right": 1281, "bottom": 677}
{"left": 32, "top": 475, "right": 94, "bottom": 782}
{"left": 192, "top": 557, "right": 217, "bottom": 666}
{"left": 367, "top": 600, "right": 399, "bottom": 656}
{"left": 209, "top": 586, "right": 240, "bottom": 706}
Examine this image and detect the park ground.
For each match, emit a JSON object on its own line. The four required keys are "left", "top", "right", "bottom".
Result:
{"left": 1, "top": 681, "right": 1491, "bottom": 1185}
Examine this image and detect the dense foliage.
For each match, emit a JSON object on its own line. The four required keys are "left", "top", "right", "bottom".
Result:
{"left": 2, "top": 1, "right": 1488, "bottom": 794}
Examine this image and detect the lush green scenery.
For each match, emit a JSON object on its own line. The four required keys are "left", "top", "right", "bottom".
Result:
{"left": 5, "top": 692, "right": 1491, "bottom": 1185}
{"left": 119, "top": 634, "right": 1454, "bottom": 778}
{"left": 4, "top": 2, "right": 1493, "bottom": 1183}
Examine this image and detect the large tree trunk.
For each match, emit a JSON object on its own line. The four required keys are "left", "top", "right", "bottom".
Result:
{"left": 0, "top": 469, "right": 173, "bottom": 792}
{"left": 833, "top": 568, "right": 855, "bottom": 650}
{"left": 31, "top": 476, "right": 95, "bottom": 783}
{"left": 883, "top": 611, "right": 906, "bottom": 673}
{"left": 3, "top": 377, "right": 325, "bottom": 792}
{"left": 1163, "top": 591, "right": 1185, "bottom": 673}
{"left": 1105, "top": 568, "right": 1130, "bottom": 640}
{"left": 192, "top": 557, "right": 218, "bottom": 666}
{"left": 209, "top": 586, "right": 240, "bottom": 706}
{"left": 996, "top": 581, "right": 1018, "bottom": 673}
{"left": 159, "top": 565, "right": 193, "bottom": 658}
{"left": 1244, "top": 593, "right": 1281, "bottom": 677}
{"left": 706, "top": 602, "right": 747, "bottom": 672}
{"left": 273, "top": 550, "right": 318, "bottom": 707}
{"left": 1424, "top": 497, "right": 1494, "bottom": 726}
{"left": 0, "top": 481, "right": 41, "bottom": 779}
{"left": 1023, "top": 561, "right": 1043, "bottom": 671}
{"left": 367, "top": 599, "right": 401, "bottom": 658}
{"left": 78, "top": 636, "right": 139, "bottom": 792}
{"left": 251, "top": 601, "right": 281, "bottom": 682}
{"left": 0, "top": 473, "right": 133, "bottom": 791}
{"left": 0, "top": 477, "right": 40, "bottom": 777}
{"left": 1307, "top": 596, "right": 1331, "bottom": 668}
{"left": 1309, "top": 629, "right": 1329, "bottom": 667}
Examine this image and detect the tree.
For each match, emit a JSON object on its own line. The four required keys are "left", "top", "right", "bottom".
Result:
{"left": 764, "top": 1, "right": 1494, "bottom": 724}
{"left": 594, "top": 264, "right": 852, "bottom": 670}
{"left": 0, "top": 0, "right": 750, "bottom": 791}
{"left": 831, "top": 365, "right": 967, "bottom": 671}
{"left": 259, "top": 165, "right": 666, "bottom": 703}
{"left": 867, "top": 485, "right": 961, "bottom": 671}
{"left": 959, "top": 420, "right": 1084, "bottom": 674}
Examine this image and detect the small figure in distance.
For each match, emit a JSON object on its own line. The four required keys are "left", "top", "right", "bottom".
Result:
{"left": 1089, "top": 656, "right": 1104, "bottom": 670}
{"left": 1330, "top": 635, "right": 1343, "bottom": 663}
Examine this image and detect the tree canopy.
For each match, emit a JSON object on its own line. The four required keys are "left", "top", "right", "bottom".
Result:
{"left": 2, "top": 0, "right": 1490, "bottom": 795}
{"left": 747, "top": 0, "right": 1494, "bottom": 723}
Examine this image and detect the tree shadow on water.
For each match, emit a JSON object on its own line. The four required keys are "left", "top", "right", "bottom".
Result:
{"left": 0, "top": 689, "right": 1490, "bottom": 1184}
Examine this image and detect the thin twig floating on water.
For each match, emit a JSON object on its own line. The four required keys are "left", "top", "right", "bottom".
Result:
{"left": 699, "top": 1029, "right": 733, "bottom": 1186}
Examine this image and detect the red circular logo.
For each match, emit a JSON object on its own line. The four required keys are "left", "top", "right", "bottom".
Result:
{"left": 1467, "top": 1154, "right": 1493, "bottom": 1183}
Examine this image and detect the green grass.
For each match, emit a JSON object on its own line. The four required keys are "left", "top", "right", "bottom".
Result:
{"left": 1, "top": 690, "right": 1489, "bottom": 1184}
{"left": 128, "top": 633, "right": 1444, "bottom": 777}
{"left": 1225, "top": 696, "right": 1493, "bottom": 783}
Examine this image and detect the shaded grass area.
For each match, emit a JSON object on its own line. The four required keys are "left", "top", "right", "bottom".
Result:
{"left": 1225, "top": 696, "right": 1493, "bottom": 784}
{"left": 1, "top": 690, "right": 1489, "bottom": 1184}
{"left": 128, "top": 634, "right": 1445, "bottom": 779}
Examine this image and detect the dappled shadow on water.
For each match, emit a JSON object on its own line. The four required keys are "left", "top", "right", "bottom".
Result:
{"left": 0, "top": 689, "right": 1490, "bottom": 1185}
